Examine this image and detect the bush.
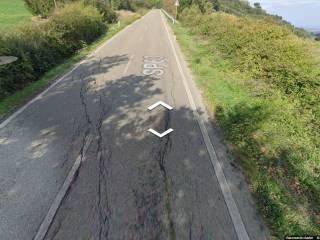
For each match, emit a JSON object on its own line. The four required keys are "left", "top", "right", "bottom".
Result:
{"left": 180, "top": 6, "right": 320, "bottom": 110}
{"left": 102, "top": 7, "right": 118, "bottom": 23}
{"left": 179, "top": 5, "right": 320, "bottom": 237}
{"left": 50, "top": 2, "right": 106, "bottom": 47}
{"left": 132, "top": 0, "right": 162, "bottom": 9}
{"left": 0, "top": 2, "right": 106, "bottom": 99}
{"left": 24, "top": 0, "right": 76, "bottom": 17}
{"left": 118, "top": 0, "right": 135, "bottom": 11}
{"left": 83, "top": 0, "right": 118, "bottom": 23}
{"left": 24, "top": 0, "right": 56, "bottom": 17}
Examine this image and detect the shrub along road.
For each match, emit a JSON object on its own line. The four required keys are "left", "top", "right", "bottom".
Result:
{"left": 176, "top": 6, "right": 320, "bottom": 237}
{"left": 0, "top": 10, "right": 268, "bottom": 239}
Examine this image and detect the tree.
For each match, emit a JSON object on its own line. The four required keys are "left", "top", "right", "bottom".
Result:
{"left": 162, "top": 0, "right": 175, "bottom": 15}
{"left": 211, "top": 0, "right": 220, "bottom": 11}
{"left": 24, "top": 0, "right": 74, "bottom": 17}
{"left": 188, "top": 0, "right": 212, "bottom": 13}
{"left": 253, "top": 2, "right": 261, "bottom": 9}
{"left": 24, "top": 0, "right": 55, "bottom": 16}
{"left": 83, "top": 0, "right": 118, "bottom": 22}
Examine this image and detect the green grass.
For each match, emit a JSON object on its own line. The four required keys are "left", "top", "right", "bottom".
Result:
{"left": 0, "top": 13, "right": 142, "bottom": 119}
{"left": 171, "top": 22, "right": 320, "bottom": 239}
{"left": 0, "top": 0, "right": 32, "bottom": 30}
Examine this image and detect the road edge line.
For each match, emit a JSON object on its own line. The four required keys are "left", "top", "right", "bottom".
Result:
{"left": 33, "top": 136, "right": 93, "bottom": 240}
{"left": 160, "top": 11, "right": 250, "bottom": 240}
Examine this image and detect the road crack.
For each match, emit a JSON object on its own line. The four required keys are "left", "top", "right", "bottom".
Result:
{"left": 155, "top": 110, "right": 176, "bottom": 240}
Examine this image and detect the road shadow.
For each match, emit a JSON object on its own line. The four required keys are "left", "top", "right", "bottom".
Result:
{"left": 0, "top": 53, "right": 271, "bottom": 240}
{"left": 41, "top": 56, "right": 269, "bottom": 240}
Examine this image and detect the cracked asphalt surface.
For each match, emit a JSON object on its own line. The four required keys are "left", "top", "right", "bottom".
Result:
{"left": 0, "top": 10, "right": 269, "bottom": 240}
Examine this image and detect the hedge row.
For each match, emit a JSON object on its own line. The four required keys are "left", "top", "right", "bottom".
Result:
{"left": 180, "top": 6, "right": 320, "bottom": 115}
{"left": 0, "top": 2, "right": 106, "bottom": 100}
{"left": 179, "top": 5, "right": 320, "bottom": 237}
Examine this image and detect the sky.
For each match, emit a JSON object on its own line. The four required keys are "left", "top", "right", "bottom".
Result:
{"left": 248, "top": 0, "right": 320, "bottom": 30}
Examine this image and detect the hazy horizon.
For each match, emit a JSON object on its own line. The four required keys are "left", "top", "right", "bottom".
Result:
{"left": 248, "top": 0, "right": 320, "bottom": 30}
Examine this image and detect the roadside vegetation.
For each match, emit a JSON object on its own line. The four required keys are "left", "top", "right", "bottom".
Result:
{"left": 0, "top": 10, "right": 140, "bottom": 118}
{"left": 168, "top": 2, "right": 320, "bottom": 238}
{"left": 0, "top": 2, "right": 106, "bottom": 101}
{"left": 0, "top": 0, "right": 32, "bottom": 29}
{"left": 0, "top": 0, "right": 158, "bottom": 118}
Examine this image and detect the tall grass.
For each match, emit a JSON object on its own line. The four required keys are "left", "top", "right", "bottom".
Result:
{"left": 177, "top": 5, "right": 320, "bottom": 238}
{"left": 0, "top": 2, "right": 106, "bottom": 100}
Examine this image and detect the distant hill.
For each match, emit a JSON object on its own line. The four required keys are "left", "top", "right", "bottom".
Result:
{"left": 304, "top": 28, "right": 320, "bottom": 40}
{"left": 305, "top": 28, "right": 320, "bottom": 33}
{"left": 314, "top": 32, "right": 320, "bottom": 41}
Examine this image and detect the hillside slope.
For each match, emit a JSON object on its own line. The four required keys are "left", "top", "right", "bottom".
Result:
{"left": 167, "top": 1, "right": 320, "bottom": 238}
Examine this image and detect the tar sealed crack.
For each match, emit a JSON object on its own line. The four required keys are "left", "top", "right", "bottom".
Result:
{"left": 79, "top": 72, "right": 93, "bottom": 127}
{"left": 156, "top": 110, "right": 176, "bottom": 240}
{"left": 96, "top": 93, "right": 112, "bottom": 240}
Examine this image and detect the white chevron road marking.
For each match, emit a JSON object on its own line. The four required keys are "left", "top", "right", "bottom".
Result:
{"left": 147, "top": 101, "right": 173, "bottom": 111}
{"left": 148, "top": 128, "right": 174, "bottom": 138}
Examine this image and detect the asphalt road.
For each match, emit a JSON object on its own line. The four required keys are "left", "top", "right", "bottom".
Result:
{"left": 0, "top": 10, "right": 269, "bottom": 240}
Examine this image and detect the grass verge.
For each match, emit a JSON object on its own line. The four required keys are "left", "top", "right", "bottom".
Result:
{"left": 0, "top": 13, "right": 142, "bottom": 119}
{"left": 0, "top": 0, "right": 32, "bottom": 30}
{"left": 170, "top": 21, "right": 320, "bottom": 238}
